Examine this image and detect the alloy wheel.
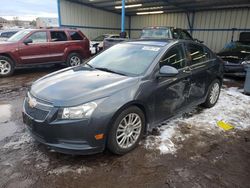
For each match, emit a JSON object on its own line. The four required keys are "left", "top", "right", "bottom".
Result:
{"left": 116, "top": 113, "right": 142, "bottom": 149}
{"left": 209, "top": 82, "right": 220, "bottom": 104}
{"left": 0, "top": 60, "right": 11, "bottom": 75}
{"left": 70, "top": 56, "right": 81, "bottom": 66}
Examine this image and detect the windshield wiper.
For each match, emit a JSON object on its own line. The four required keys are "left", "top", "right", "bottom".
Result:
{"left": 95, "top": 67, "right": 127, "bottom": 76}
{"left": 85, "top": 62, "right": 94, "bottom": 68}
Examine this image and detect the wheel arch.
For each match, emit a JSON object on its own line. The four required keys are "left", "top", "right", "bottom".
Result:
{"left": 108, "top": 101, "right": 149, "bottom": 136}
{"left": 0, "top": 53, "right": 16, "bottom": 65}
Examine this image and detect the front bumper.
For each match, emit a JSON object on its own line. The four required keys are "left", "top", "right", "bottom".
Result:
{"left": 22, "top": 98, "right": 106, "bottom": 155}
{"left": 224, "top": 62, "right": 246, "bottom": 76}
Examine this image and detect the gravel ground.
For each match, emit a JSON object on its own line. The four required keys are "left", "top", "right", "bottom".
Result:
{"left": 0, "top": 68, "right": 249, "bottom": 188}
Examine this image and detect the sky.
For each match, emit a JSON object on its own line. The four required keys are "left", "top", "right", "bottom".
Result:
{"left": 0, "top": 0, "right": 58, "bottom": 21}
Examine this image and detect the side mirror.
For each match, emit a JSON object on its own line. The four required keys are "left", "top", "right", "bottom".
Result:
{"left": 157, "top": 65, "right": 179, "bottom": 78}
{"left": 23, "top": 38, "right": 33, "bottom": 45}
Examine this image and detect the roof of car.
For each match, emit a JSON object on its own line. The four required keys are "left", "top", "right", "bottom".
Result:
{"left": 23, "top": 28, "right": 79, "bottom": 32}
{"left": 127, "top": 39, "right": 176, "bottom": 47}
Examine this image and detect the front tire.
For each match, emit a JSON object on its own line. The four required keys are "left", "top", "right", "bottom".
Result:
{"left": 0, "top": 56, "right": 15, "bottom": 77}
{"left": 202, "top": 79, "right": 221, "bottom": 108}
{"left": 107, "top": 106, "right": 145, "bottom": 155}
{"left": 66, "top": 53, "right": 83, "bottom": 67}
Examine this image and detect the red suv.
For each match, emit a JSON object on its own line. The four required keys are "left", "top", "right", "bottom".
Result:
{"left": 0, "top": 28, "right": 91, "bottom": 77}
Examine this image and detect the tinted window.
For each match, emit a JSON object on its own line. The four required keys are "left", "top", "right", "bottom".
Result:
{"left": 172, "top": 29, "right": 180, "bottom": 39}
{"left": 204, "top": 47, "right": 212, "bottom": 60}
{"left": 186, "top": 43, "right": 208, "bottom": 65}
{"left": 173, "top": 29, "right": 192, "bottom": 40}
{"left": 141, "top": 28, "right": 171, "bottom": 39}
{"left": 1, "top": 31, "right": 16, "bottom": 38}
{"left": 69, "top": 31, "right": 83, "bottom": 40}
{"left": 88, "top": 43, "right": 162, "bottom": 76}
{"left": 50, "top": 31, "right": 67, "bottom": 42}
{"left": 27, "top": 31, "right": 47, "bottom": 43}
{"left": 160, "top": 44, "right": 186, "bottom": 69}
{"left": 180, "top": 30, "right": 192, "bottom": 40}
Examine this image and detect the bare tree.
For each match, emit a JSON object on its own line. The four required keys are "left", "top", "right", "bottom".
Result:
{"left": 13, "top": 16, "right": 20, "bottom": 26}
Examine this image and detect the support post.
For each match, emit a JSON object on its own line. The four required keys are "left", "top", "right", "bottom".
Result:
{"left": 57, "top": 0, "right": 61, "bottom": 27}
{"left": 128, "top": 16, "right": 131, "bottom": 37}
{"left": 186, "top": 11, "right": 195, "bottom": 36}
{"left": 121, "top": 0, "right": 125, "bottom": 32}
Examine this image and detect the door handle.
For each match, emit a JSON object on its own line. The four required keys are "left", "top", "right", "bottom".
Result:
{"left": 183, "top": 67, "right": 192, "bottom": 73}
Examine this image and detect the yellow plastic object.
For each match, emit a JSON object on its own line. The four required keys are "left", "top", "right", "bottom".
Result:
{"left": 217, "top": 121, "right": 234, "bottom": 131}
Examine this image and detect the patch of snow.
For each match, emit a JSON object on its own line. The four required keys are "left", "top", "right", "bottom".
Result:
{"left": 48, "top": 165, "right": 92, "bottom": 175}
{"left": 3, "top": 132, "right": 32, "bottom": 150}
{"left": 145, "top": 87, "right": 250, "bottom": 154}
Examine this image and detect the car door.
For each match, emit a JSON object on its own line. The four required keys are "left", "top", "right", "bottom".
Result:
{"left": 49, "top": 30, "right": 69, "bottom": 62}
{"left": 185, "top": 42, "right": 212, "bottom": 104}
{"left": 154, "top": 43, "right": 192, "bottom": 123}
{"left": 18, "top": 31, "right": 50, "bottom": 64}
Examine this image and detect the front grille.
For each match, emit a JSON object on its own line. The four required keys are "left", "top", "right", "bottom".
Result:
{"left": 24, "top": 99, "right": 50, "bottom": 121}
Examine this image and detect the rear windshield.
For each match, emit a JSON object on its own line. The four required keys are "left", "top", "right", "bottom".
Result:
{"left": 87, "top": 43, "right": 162, "bottom": 76}
{"left": 141, "top": 28, "right": 171, "bottom": 39}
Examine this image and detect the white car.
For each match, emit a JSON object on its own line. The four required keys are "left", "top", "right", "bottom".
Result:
{"left": 90, "top": 34, "right": 120, "bottom": 55}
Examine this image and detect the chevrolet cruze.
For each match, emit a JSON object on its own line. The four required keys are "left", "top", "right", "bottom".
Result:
{"left": 23, "top": 39, "right": 223, "bottom": 155}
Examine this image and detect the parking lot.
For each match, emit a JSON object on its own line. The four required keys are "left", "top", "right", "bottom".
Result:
{"left": 0, "top": 68, "right": 249, "bottom": 188}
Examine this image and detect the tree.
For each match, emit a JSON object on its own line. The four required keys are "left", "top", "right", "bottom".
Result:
{"left": 13, "top": 16, "right": 20, "bottom": 26}
{"left": 30, "top": 20, "right": 36, "bottom": 27}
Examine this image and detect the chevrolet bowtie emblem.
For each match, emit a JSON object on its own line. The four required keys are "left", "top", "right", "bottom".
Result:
{"left": 28, "top": 97, "right": 37, "bottom": 108}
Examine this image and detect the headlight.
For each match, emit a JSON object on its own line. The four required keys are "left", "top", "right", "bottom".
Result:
{"left": 61, "top": 102, "right": 97, "bottom": 119}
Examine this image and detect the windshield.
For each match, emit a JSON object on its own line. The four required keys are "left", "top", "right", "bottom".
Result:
{"left": 87, "top": 43, "right": 162, "bottom": 76}
{"left": 93, "top": 35, "right": 107, "bottom": 41}
{"left": 141, "top": 28, "right": 171, "bottom": 39}
{"left": 7, "top": 30, "right": 31, "bottom": 42}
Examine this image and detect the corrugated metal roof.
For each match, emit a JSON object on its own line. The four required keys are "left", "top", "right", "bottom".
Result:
{"left": 67, "top": 0, "right": 250, "bottom": 15}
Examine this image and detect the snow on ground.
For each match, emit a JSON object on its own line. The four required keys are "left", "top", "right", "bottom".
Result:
{"left": 48, "top": 165, "right": 93, "bottom": 175}
{"left": 145, "top": 87, "right": 250, "bottom": 155}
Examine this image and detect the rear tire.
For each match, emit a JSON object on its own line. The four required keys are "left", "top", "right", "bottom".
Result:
{"left": 0, "top": 56, "right": 15, "bottom": 77}
{"left": 66, "top": 53, "right": 83, "bottom": 67}
{"left": 202, "top": 79, "right": 221, "bottom": 108}
{"left": 107, "top": 106, "right": 145, "bottom": 155}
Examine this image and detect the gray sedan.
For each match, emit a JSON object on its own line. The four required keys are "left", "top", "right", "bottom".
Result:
{"left": 23, "top": 39, "right": 223, "bottom": 155}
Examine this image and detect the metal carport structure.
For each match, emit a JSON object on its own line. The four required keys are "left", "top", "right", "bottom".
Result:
{"left": 57, "top": 0, "right": 250, "bottom": 52}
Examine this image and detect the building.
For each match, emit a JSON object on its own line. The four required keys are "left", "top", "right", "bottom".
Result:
{"left": 57, "top": 0, "right": 250, "bottom": 52}
{"left": 36, "top": 17, "right": 59, "bottom": 28}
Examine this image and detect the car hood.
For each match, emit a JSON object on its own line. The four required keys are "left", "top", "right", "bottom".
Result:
{"left": 90, "top": 41, "right": 100, "bottom": 45}
{"left": 0, "top": 41, "right": 18, "bottom": 51}
{"left": 31, "top": 66, "right": 139, "bottom": 107}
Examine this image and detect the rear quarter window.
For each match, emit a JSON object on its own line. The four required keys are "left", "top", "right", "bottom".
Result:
{"left": 69, "top": 31, "right": 83, "bottom": 40}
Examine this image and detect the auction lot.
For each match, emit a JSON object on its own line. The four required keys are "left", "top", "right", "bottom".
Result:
{"left": 0, "top": 68, "right": 249, "bottom": 188}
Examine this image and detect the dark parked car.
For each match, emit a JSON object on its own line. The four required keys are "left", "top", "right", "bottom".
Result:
{"left": 0, "top": 28, "right": 91, "bottom": 77}
{"left": 217, "top": 32, "right": 250, "bottom": 77}
{"left": 23, "top": 39, "right": 223, "bottom": 155}
{"left": 103, "top": 26, "right": 202, "bottom": 49}
{"left": 0, "top": 30, "right": 20, "bottom": 41}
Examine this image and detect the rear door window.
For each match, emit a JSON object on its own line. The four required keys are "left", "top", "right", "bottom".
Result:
{"left": 160, "top": 44, "right": 186, "bottom": 70}
{"left": 50, "top": 31, "right": 68, "bottom": 42}
{"left": 69, "top": 31, "right": 83, "bottom": 40}
{"left": 186, "top": 43, "right": 209, "bottom": 65}
{"left": 27, "top": 31, "right": 47, "bottom": 43}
